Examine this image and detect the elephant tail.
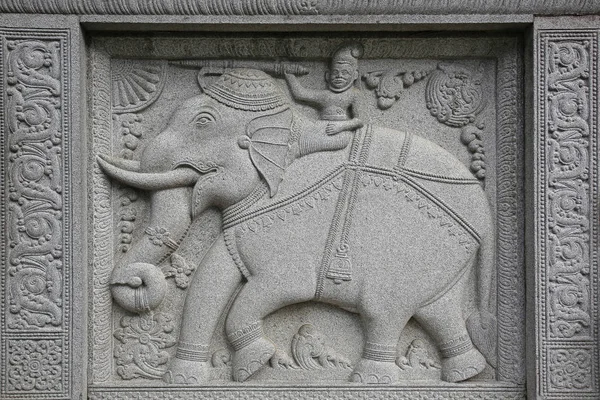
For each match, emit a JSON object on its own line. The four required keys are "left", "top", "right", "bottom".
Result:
{"left": 466, "top": 224, "right": 497, "bottom": 368}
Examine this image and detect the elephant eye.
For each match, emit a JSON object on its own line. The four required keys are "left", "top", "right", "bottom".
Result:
{"left": 194, "top": 112, "right": 215, "bottom": 127}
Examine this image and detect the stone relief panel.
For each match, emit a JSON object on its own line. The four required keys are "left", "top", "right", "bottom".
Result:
{"left": 0, "top": 30, "right": 72, "bottom": 399}
{"left": 89, "top": 35, "right": 524, "bottom": 397}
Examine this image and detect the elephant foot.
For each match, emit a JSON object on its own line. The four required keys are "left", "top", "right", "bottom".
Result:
{"left": 232, "top": 337, "right": 275, "bottom": 382}
{"left": 349, "top": 358, "right": 400, "bottom": 384}
{"left": 441, "top": 347, "right": 486, "bottom": 382}
{"left": 163, "top": 359, "right": 210, "bottom": 385}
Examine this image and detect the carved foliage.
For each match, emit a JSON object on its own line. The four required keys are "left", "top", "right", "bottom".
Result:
{"left": 546, "top": 40, "right": 592, "bottom": 339}
{"left": 5, "top": 39, "right": 64, "bottom": 329}
{"left": 363, "top": 69, "right": 428, "bottom": 110}
{"left": 397, "top": 339, "right": 440, "bottom": 371}
{"left": 7, "top": 339, "right": 62, "bottom": 392}
{"left": 113, "top": 312, "right": 177, "bottom": 380}
{"left": 548, "top": 348, "right": 592, "bottom": 391}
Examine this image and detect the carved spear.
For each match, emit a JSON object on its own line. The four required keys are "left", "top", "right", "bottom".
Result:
{"left": 169, "top": 59, "right": 309, "bottom": 76}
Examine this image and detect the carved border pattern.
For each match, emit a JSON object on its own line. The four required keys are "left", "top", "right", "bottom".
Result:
{"left": 0, "top": 30, "right": 71, "bottom": 399}
{"left": 88, "top": 387, "right": 525, "bottom": 400}
{"left": 90, "top": 47, "right": 114, "bottom": 383}
{"left": 90, "top": 36, "right": 524, "bottom": 390}
{"left": 0, "top": 0, "right": 599, "bottom": 16}
{"left": 495, "top": 48, "right": 525, "bottom": 384}
{"left": 538, "top": 31, "right": 599, "bottom": 397}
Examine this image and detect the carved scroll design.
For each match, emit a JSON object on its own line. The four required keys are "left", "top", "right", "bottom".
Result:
{"left": 426, "top": 63, "right": 487, "bottom": 180}
{"left": 91, "top": 47, "right": 114, "bottom": 383}
{"left": 539, "top": 32, "right": 598, "bottom": 398}
{"left": 4, "top": 39, "right": 64, "bottom": 330}
{"left": 548, "top": 348, "right": 592, "bottom": 391}
{"left": 546, "top": 39, "right": 593, "bottom": 339}
{"left": 1, "top": 31, "right": 70, "bottom": 399}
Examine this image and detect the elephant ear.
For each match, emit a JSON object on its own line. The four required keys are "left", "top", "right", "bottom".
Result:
{"left": 242, "top": 108, "right": 293, "bottom": 197}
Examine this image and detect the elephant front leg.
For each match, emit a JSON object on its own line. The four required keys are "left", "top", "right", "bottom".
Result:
{"left": 164, "top": 234, "right": 243, "bottom": 384}
{"left": 225, "top": 276, "right": 314, "bottom": 382}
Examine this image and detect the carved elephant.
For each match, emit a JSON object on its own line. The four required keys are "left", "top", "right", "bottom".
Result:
{"left": 98, "top": 69, "right": 497, "bottom": 385}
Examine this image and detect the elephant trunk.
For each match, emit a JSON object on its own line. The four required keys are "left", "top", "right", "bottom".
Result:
{"left": 111, "top": 187, "right": 192, "bottom": 313}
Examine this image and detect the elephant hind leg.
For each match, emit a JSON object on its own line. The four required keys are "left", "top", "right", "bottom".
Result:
{"left": 226, "top": 278, "right": 314, "bottom": 382}
{"left": 350, "top": 310, "right": 410, "bottom": 384}
{"left": 414, "top": 288, "right": 486, "bottom": 382}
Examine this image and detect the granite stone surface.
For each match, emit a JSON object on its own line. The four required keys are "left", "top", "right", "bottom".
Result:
{"left": 0, "top": 5, "right": 597, "bottom": 400}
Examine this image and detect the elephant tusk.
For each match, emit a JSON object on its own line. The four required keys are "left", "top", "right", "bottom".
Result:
{"left": 97, "top": 153, "right": 141, "bottom": 171}
{"left": 97, "top": 156, "right": 201, "bottom": 190}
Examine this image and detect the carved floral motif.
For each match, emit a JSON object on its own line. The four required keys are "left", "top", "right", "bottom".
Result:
{"left": 546, "top": 40, "right": 592, "bottom": 339}
{"left": 5, "top": 39, "right": 64, "bottom": 329}
{"left": 164, "top": 253, "right": 196, "bottom": 289}
{"left": 548, "top": 349, "right": 592, "bottom": 390}
{"left": 7, "top": 339, "right": 62, "bottom": 392}
{"left": 113, "top": 312, "right": 177, "bottom": 379}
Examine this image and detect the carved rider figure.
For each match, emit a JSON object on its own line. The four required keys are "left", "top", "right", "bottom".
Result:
{"left": 285, "top": 43, "right": 364, "bottom": 136}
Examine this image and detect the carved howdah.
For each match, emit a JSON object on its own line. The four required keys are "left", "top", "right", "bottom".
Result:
{"left": 90, "top": 38, "right": 517, "bottom": 388}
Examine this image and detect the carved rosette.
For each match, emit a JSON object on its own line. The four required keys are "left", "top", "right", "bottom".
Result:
{"left": 113, "top": 312, "right": 177, "bottom": 380}
{"left": 5, "top": 39, "right": 64, "bottom": 330}
{"left": 540, "top": 32, "right": 598, "bottom": 398}
{"left": 425, "top": 63, "right": 487, "bottom": 180}
{"left": 6, "top": 339, "right": 62, "bottom": 392}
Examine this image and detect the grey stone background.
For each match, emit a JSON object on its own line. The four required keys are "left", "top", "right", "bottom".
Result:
{"left": 0, "top": 3, "right": 598, "bottom": 400}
